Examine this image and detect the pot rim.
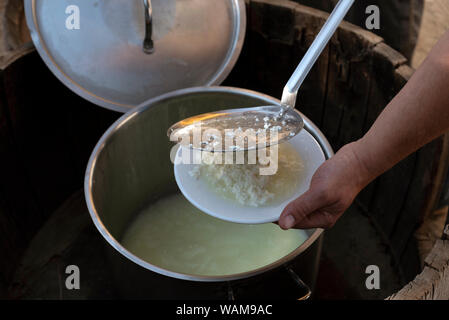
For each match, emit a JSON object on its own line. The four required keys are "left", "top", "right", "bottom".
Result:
{"left": 84, "top": 86, "right": 333, "bottom": 282}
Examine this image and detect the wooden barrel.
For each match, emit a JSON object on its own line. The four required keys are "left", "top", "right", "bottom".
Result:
{"left": 290, "top": 0, "right": 424, "bottom": 61}
{"left": 0, "top": 0, "right": 32, "bottom": 67}
{"left": 0, "top": 43, "right": 120, "bottom": 297}
{"left": 1, "top": 0, "right": 448, "bottom": 299}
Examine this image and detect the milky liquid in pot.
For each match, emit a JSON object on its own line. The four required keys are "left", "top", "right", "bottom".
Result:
{"left": 121, "top": 194, "right": 308, "bottom": 276}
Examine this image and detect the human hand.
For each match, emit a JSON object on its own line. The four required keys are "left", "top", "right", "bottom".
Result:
{"left": 278, "top": 142, "right": 372, "bottom": 230}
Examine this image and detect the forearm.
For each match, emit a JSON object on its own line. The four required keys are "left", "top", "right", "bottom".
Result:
{"left": 353, "top": 31, "right": 449, "bottom": 185}
{"left": 279, "top": 31, "right": 449, "bottom": 230}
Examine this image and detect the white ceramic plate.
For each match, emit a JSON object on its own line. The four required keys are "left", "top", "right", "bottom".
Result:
{"left": 174, "top": 130, "right": 326, "bottom": 224}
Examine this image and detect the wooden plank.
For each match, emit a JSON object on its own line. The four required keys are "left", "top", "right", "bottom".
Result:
{"left": 0, "top": 0, "right": 31, "bottom": 65}
{"left": 358, "top": 46, "right": 447, "bottom": 275}
{"left": 391, "top": 60, "right": 448, "bottom": 258}
{"left": 292, "top": 4, "right": 381, "bottom": 145}
{"left": 334, "top": 28, "right": 378, "bottom": 148}
{"left": 289, "top": 0, "right": 333, "bottom": 13}
{"left": 0, "top": 66, "right": 43, "bottom": 285}
{"left": 9, "top": 190, "right": 117, "bottom": 299}
{"left": 245, "top": 27, "right": 269, "bottom": 94}
{"left": 393, "top": 139, "right": 447, "bottom": 258}
{"left": 320, "top": 34, "right": 369, "bottom": 149}
{"left": 363, "top": 43, "right": 407, "bottom": 133}
{"left": 425, "top": 239, "right": 449, "bottom": 270}
{"left": 319, "top": 19, "right": 382, "bottom": 150}
{"left": 0, "top": 0, "right": 9, "bottom": 55}
{"left": 414, "top": 206, "right": 449, "bottom": 266}
{"left": 321, "top": 204, "right": 404, "bottom": 299}
{"left": 358, "top": 42, "right": 416, "bottom": 239}
{"left": 319, "top": 32, "right": 346, "bottom": 148}
{"left": 248, "top": 0, "right": 383, "bottom": 129}
{"left": 2, "top": 52, "right": 118, "bottom": 216}
{"left": 242, "top": 0, "right": 327, "bottom": 123}
{"left": 288, "top": 0, "right": 384, "bottom": 46}
{"left": 222, "top": 2, "right": 251, "bottom": 89}
{"left": 263, "top": 40, "right": 296, "bottom": 98}
{"left": 357, "top": 45, "right": 409, "bottom": 212}
{"left": 370, "top": 158, "right": 418, "bottom": 239}
{"left": 394, "top": 64, "right": 414, "bottom": 89}
{"left": 420, "top": 134, "right": 449, "bottom": 222}
{"left": 388, "top": 240, "right": 449, "bottom": 300}
{"left": 357, "top": 49, "right": 392, "bottom": 209}
{"left": 249, "top": 0, "right": 297, "bottom": 45}
{"left": 397, "top": 229, "right": 422, "bottom": 283}
{"left": 3, "top": 53, "right": 80, "bottom": 214}
{"left": 245, "top": 0, "right": 298, "bottom": 99}
{"left": 293, "top": 6, "right": 330, "bottom": 127}
{"left": 0, "top": 49, "right": 118, "bottom": 292}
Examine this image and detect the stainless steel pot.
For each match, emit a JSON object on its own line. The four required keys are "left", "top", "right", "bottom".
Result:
{"left": 84, "top": 86, "right": 334, "bottom": 299}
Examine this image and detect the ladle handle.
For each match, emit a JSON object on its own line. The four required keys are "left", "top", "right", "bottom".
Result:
{"left": 143, "top": 0, "right": 154, "bottom": 54}
{"left": 281, "top": 0, "right": 354, "bottom": 108}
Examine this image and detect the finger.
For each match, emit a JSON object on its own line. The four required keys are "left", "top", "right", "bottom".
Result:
{"left": 278, "top": 189, "right": 326, "bottom": 230}
{"left": 291, "top": 210, "right": 335, "bottom": 229}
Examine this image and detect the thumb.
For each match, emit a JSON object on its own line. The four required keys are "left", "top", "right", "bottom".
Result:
{"left": 278, "top": 189, "right": 325, "bottom": 230}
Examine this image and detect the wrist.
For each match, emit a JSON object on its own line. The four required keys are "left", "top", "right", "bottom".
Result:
{"left": 337, "top": 140, "right": 377, "bottom": 190}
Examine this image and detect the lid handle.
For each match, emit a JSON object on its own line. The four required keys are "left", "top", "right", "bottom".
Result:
{"left": 143, "top": 0, "right": 154, "bottom": 54}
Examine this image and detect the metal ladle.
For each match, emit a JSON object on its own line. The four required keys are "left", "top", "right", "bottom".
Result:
{"left": 168, "top": 0, "right": 354, "bottom": 151}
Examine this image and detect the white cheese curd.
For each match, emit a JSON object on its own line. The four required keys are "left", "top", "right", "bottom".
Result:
{"left": 121, "top": 193, "right": 308, "bottom": 276}
{"left": 189, "top": 142, "right": 304, "bottom": 207}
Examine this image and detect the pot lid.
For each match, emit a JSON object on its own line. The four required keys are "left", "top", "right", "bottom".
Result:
{"left": 24, "top": 0, "right": 246, "bottom": 112}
